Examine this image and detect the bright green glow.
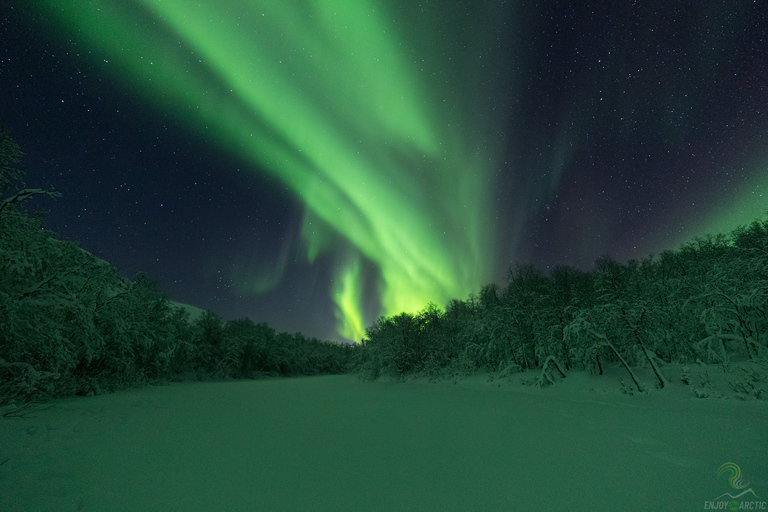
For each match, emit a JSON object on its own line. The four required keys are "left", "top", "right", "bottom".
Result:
{"left": 688, "top": 161, "right": 768, "bottom": 240}
{"left": 332, "top": 257, "right": 365, "bottom": 342}
{"left": 661, "top": 156, "right": 768, "bottom": 253}
{"left": 34, "top": 0, "right": 496, "bottom": 341}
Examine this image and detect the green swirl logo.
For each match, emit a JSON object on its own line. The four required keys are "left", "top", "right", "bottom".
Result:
{"left": 718, "top": 462, "right": 749, "bottom": 490}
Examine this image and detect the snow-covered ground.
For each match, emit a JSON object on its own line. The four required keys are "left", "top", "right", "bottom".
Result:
{"left": 1, "top": 363, "right": 766, "bottom": 511}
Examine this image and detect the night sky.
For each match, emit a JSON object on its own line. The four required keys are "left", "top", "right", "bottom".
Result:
{"left": 2, "top": 1, "right": 766, "bottom": 343}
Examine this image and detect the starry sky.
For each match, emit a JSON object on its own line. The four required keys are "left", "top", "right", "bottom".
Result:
{"left": 2, "top": 1, "right": 767, "bottom": 343}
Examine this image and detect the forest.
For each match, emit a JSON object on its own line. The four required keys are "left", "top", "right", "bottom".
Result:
{"left": 0, "top": 130, "right": 355, "bottom": 409}
{"left": 2, "top": 129, "right": 767, "bottom": 409}
{"left": 355, "top": 221, "right": 768, "bottom": 395}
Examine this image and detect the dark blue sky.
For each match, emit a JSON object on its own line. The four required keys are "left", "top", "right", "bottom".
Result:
{"left": 2, "top": 1, "right": 766, "bottom": 342}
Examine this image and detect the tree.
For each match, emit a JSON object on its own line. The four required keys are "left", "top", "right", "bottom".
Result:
{"left": 0, "top": 128, "right": 24, "bottom": 193}
{"left": 193, "top": 310, "right": 225, "bottom": 372}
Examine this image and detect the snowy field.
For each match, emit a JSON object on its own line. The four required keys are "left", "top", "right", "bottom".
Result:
{"left": 1, "top": 365, "right": 766, "bottom": 511}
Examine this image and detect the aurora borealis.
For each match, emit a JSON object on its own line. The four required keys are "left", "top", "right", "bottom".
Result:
{"left": 3, "top": 1, "right": 767, "bottom": 342}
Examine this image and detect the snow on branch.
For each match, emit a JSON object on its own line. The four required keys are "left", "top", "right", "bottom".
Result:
{"left": 0, "top": 187, "right": 62, "bottom": 216}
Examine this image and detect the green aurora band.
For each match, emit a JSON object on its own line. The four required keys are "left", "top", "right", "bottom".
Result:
{"left": 34, "top": 0, "right": 500, "bottom": 342}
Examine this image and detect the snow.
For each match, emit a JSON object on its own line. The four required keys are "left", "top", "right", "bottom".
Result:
{"left": 1, "top": 364, "right": 766, "bottom": 511}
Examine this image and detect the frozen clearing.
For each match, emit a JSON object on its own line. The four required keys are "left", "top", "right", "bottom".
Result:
{"left": 1, "top": 367, "right": 766, "bottom": 511}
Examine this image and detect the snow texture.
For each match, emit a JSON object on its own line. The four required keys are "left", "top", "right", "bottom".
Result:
{"left": 1, "top": 365, "right": 766, "bottom": 511}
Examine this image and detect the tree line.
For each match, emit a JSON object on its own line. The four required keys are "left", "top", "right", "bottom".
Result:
{"left": 353, "top": 218, "right": 768, "bottom": 391}
{"left": 0, "top": 130, "right": 355, "bottom": 409}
